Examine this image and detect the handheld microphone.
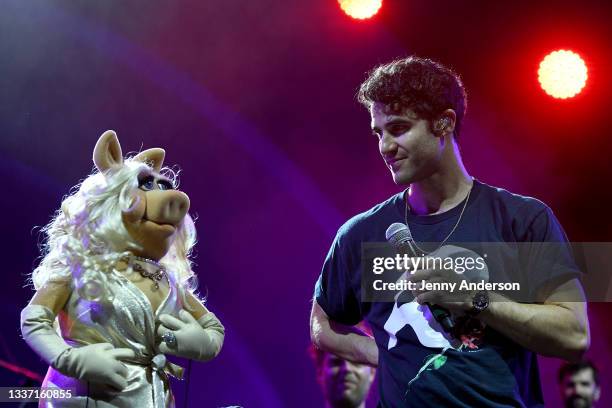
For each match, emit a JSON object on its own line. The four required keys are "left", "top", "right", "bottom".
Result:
{"left": 385, "top": 223, "right": 455, "bottom": 333}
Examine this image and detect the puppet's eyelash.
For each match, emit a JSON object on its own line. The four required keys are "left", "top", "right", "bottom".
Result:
{"left": 157, "top": 180, "right": 175, "bottom": 190}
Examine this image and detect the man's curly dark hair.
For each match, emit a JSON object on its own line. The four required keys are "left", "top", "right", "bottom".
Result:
{"left": 357, "top": 56, "right": 468, "bottom": 137}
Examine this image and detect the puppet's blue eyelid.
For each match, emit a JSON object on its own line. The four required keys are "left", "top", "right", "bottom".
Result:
{"left": 138, "top": 177, "right": 155, "bottom": 190}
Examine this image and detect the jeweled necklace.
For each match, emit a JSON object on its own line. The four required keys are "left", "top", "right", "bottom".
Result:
{"left": 404, "top": 180, "right": 473, "bottom": 255}
{"left": 124, "top": 255, "right": 167, "bottom": 289}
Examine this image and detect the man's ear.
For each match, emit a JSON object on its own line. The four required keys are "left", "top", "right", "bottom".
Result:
{"left": 433, "top": 109, "right": 457, "bottom": 136}
{"left": 93, "top": 130, "right": 123, "bottom": 172}
{"left": 369, "top": 366, "right": 377, "bottom": 382}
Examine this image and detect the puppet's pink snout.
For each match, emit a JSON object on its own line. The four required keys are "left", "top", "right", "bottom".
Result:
{"left": 145, "top": 190, "right": 190, "bottom": 226}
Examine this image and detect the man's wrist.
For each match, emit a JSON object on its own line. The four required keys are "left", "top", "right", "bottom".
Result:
{"left": 467, "top": 290, "right": 489, "bottom": 316}
{"left": 473, "top": 291, "right": 508, "bottom": 322}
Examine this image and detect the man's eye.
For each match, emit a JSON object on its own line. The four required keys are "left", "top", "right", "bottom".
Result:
{"left": 389, "top": 125, "right": 409, "bottom": 135}
{"left": 328, "top": 358, "right": 342, "bottom": 367}
{"left": 157, "top": 180, "right": 174, "bottom": 190}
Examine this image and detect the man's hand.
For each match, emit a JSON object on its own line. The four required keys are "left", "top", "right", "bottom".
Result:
{"left": 409, "top": 266, "right": 475, "bottom": 313}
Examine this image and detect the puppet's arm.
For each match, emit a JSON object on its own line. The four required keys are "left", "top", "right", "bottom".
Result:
{"left": 20, "top": 281, "right": 135, "bottom": 389}
{"left": 156, "top": 292, "right": 224, "bottom": 361}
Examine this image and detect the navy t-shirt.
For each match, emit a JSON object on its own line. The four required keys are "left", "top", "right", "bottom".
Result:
{"left": 315, "top": 179, "right": 580, "bottom": 408}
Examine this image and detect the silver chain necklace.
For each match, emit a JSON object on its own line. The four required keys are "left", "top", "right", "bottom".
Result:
{"left": 122, "top": 255, "right": 167, "bottom": 289}
{"left": 404, "top": 181, "right": 473, "bottom": 255}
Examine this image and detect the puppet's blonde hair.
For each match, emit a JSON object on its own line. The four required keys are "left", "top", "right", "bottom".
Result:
{"left": 31, "top": 157, "right": 198, "bottom": 304}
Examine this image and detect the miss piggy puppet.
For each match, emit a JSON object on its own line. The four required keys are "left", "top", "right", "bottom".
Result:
{"left": 20, "top": 130, "right": 224, "bottom": 407}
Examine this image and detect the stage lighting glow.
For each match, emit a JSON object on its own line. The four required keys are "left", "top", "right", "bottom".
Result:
{"left": 338, "top": 0, "right": 382, "bottom": 20}
{"left": 538, "top": 50, "right": 588, "bottom": 99}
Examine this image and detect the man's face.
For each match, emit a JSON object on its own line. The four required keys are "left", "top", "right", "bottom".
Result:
{"left": 318, "top": 353, "right": 375, "bottom": 407}
{"left": 561, "top": 368, "right": 600, "bottom": 408}
{"left": 370, "top": 103, "right": 443, "bottom": 186}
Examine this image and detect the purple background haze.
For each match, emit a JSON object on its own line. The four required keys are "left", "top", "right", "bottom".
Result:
{"left": 1, "top": 1, "right": 611, "bottom": 406}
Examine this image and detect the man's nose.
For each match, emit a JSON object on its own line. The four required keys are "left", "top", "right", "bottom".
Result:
{"left": 575, "top": 384, "right": 588, "bottom": 395}
{"left": 379, "top": 133, "right": 397, "bottom": 155}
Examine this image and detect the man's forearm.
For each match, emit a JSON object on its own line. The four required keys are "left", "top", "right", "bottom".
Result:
{"left": 479, "top": 292, "right": 589, "bottom": 362}
{"left": 310, "top": 301, "right": 378, "bottom": 367}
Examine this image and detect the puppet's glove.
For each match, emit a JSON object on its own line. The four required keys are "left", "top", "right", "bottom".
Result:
{"left": 157, "top": 310, "right": 225, "bottom": 361}
{"left": 20, "top": 304, "right": 135, "bottom": 390}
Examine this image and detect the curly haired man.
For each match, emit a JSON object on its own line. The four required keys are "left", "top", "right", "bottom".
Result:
{"left": 310, "top": 56, "right": 589, "bottom": 407}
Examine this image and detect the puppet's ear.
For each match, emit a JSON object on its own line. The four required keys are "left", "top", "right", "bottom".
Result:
{"left": 133, "top": 148, "right": 165, "bottom": 172}
{"left": 93, "top": 130, "right": 124, "bottom": 172}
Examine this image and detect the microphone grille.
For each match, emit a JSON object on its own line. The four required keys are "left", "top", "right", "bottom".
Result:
{"left": 385, "top": 223, "right": 412, "bottom": 248}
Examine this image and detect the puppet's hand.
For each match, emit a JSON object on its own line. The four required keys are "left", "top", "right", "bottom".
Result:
{"left": 55, "top": 343, "right": 135, "bottom": 390}
{"left": 21, "top": 304, "right": 133, "bottom": 389}
{"left": 157, "top": 310, "right": 224, "bottom": 361}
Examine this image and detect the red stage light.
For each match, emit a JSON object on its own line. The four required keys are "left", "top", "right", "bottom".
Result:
{"left": 338, "top": 0, "right": 382, "bottom": 20}
{"left": 538, "top": 50, "right": 588, "bottom": 99}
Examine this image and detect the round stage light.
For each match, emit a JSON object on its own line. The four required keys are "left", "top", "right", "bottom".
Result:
{"left": 538, "top": 50, "right": 588, "bottom": 99}
{"left": 338, "top": 0, "right": 382, "bottom": 20}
